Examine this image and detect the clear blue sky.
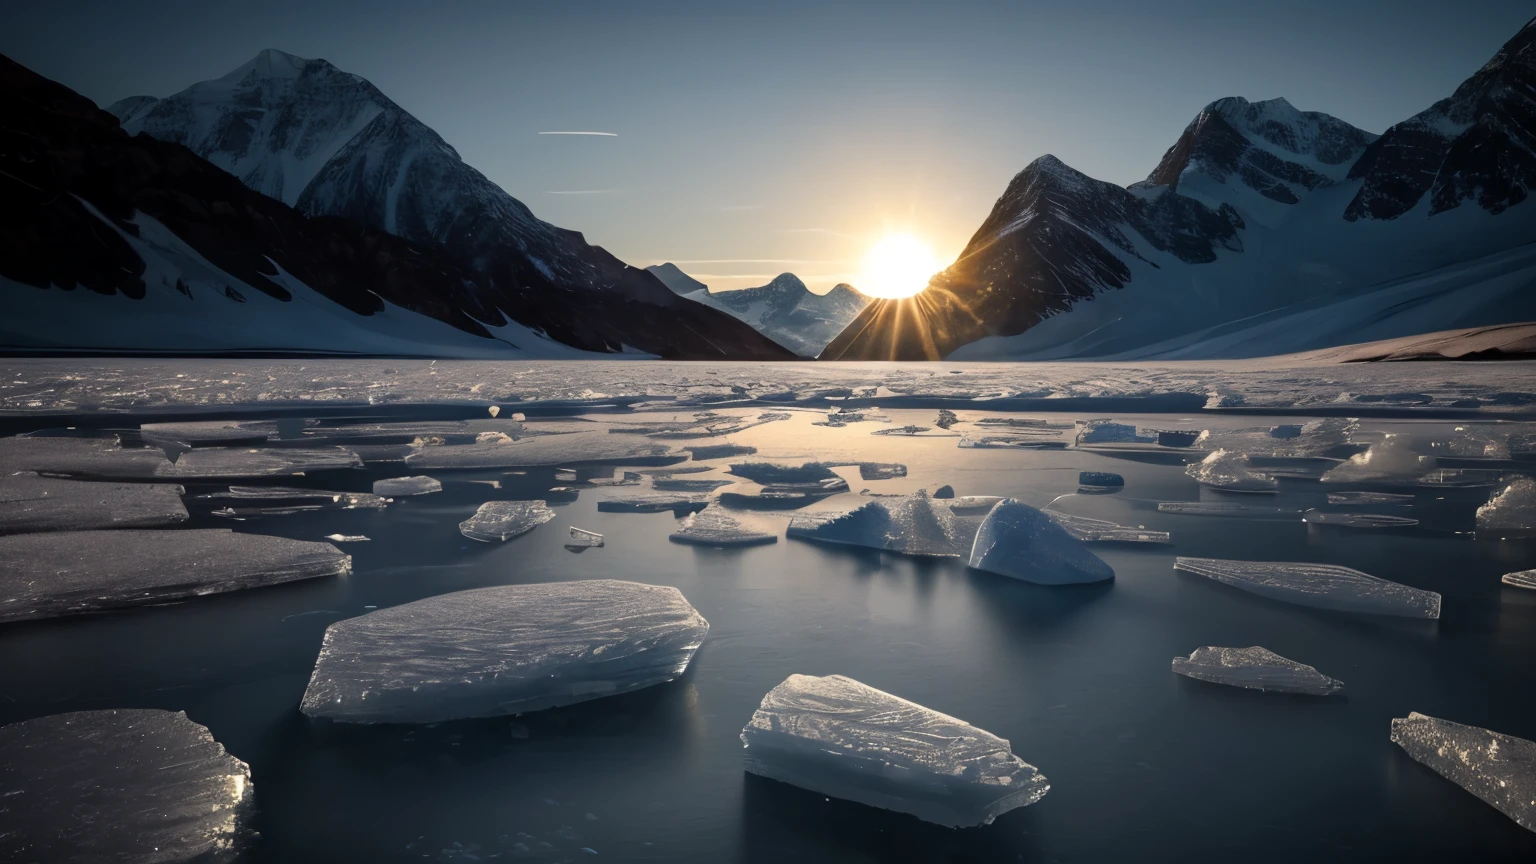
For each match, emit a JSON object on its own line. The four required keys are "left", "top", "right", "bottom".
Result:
{"left": 3, "top": 0, "right": 1529, "bottom": 292}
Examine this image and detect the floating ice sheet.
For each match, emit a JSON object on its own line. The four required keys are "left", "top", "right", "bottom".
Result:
{"left": 140, "top": 418, "right": 281, "bottom": 446}
{"left": 373, "top": 475, "right": 442, "bottom": 497}
{"left": 0, "top": 708, "right": 253, "bottom": 863}
{"left": 787, "top": 491, "right": 981, "bottom": 557}
{"left": 1044, "top": 509, "right": 1170, "bottom": 544}
{"left": 1185, "top": 450, "right": 1279, "bottom": 493}
{"left": 301, "top": 580, "right": 709, "bottom": 723}
{"left": 0, "top": 529, "right": 350, "bottom": 623}
{"left": 1196, "top": 418, "right": 1357, "bottom": 458}
{"left": 0, "top": 474, "right": 187, "bottom": 535}
{"left": 1075, "top": 420, "right": 1154, "bottom": 445}
{"left": 1476, "top": 477, "right": 1536, "bottom": 539}
{"left": 1502, "top": 570, "right": 1536, "bottom": 590}
{"left": 326, "top": 534, "right": 369, "bottom": 542}
{"left": 651, "top": 477, "right": 732, "bottom": 492}
{"left": 1301, "top": 509, "right": 1418, "bottom": 528}
{"left": 596, "top": 493, "right": 709, "bottom": 514}
{"left": 1174, "top": 556, "right": 1441, "bottom": 618}
{"left": 0, "top": 436, "right": 169, "bottom": 478}
{"left": 1171, "top": 646, "right": 1343, "bottom": 696}
{"left": 459, "top": 500, "right": 556, "bottom": 542}
{"left": 969, "top": 499, "right": 1114, "bottom": 584}
{"left": 1078, "top": 471, "right": 1125, "bottom": 492}
{"left": 157, "top": 446, "right": 363, "bottom": 478}
{"left": 406, "top": 432, "right": 679, "bottom": 469}
{"left": 1157, "top": 502, "right": 1301, "bottom": 519}
{"left": 687, "top": 444, "right": 758, "bottom": 460}
{"left": 728, "top": 462, "right": 840, "bottom": 484}
{"left": 1391, "top": 712, "right": 1536, "bottom": 833}
{"left": 1326, "top": 491, "right": 1415, "bottom": 506}
{"left": 740, "top": 674, "right": 1049, "bottom": 828}
{"left": 669, "top": 506, "right": 778, "bottom": 547}
{"left": 959, "top": 435, "right": 1068, "bottom": 450}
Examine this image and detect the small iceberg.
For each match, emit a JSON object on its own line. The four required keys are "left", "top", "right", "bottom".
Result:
{"left": 670, "top": 506, "right": 777, "bottom": 547}
{"left": 969, "top": 499, "right": 1114, "bottom": 584}
{"left": 569, "top": 526, "right": 604, "bottom": 547}
{"left": 1477, "top": 477, "right": 1536, "bottom": 539}
{"left": 740, "top": 674, "right": 1049, "bottom": 828}
{"left": 372, "top": 475, "right": 442, "bottom": 497}
{"left": 325, "top": 534, "right": 370, "bottom": 543}
{"left": 1391, "top": 712, "right": 1536, "bottom": 833}
{"left": 1172, "top": 646, "right": 1344, "bottom": 696}
{"left": 301, "top": 580, "right": 709, "bottom": 723}
{"left": 1185, "top": 450, "right": 1278, "bottom": 493}
{"left": 787, "top": 491, "right": 979, "bottom": 557}
{"left": 1174, "top": 556, "right": 1440, "bottom": 618}
{"left": 459, "top": 500, "right": 556, "bottom": 542}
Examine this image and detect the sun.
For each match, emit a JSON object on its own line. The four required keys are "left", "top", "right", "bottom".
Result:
{"left": 858, "top": 233, "right": 940, "bottom": 299}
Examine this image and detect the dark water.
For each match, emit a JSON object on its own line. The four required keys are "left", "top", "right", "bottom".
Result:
{"left": 2, "top": 409, "right": 1534, "bottom": 863}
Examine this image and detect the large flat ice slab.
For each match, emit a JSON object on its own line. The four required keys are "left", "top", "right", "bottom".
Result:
{"left": 1172, "top": 646, "right": 1344, "bottom": 695}
{"left": 155, "top": 445, "right": 362, "bottom": 478}
{"left": 0, "top": 529, "right": 351, "bottom": 623}
{"left": 740, "top": 674, "right": 1049, "bottom": 828}
{"left": 458, "top": 500, "right": 556, "bottom": 542}
{"left": 0, "top": 436, "right": 169, "bottom": 478}
{"left": 300, "top": 580, "right": 709, "bottom": 723}
{"left": 669, "top": 506, "right": 778, "bottom": 547}
{"left": 0, "top": 474, "right": 187, "bottom": 535}
{"left": 969, "top": 499, "right": 1114, "bottom": 584}
{"left": 0, "top": 708, "right": 253, "bottom": 863}
{"left": 1174, "top": 556, "right": 1441, "bottom": 619}
{"left": 596, "top": 493, "right": 710, "bottom": 514}
{"left": 405, "top": 432, "right": 678, "bottom": 469}
{"left": 1391, "top": 712, "right": 1536, "bottom": 833}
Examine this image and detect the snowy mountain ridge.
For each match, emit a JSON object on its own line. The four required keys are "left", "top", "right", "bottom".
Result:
{"left": 645, "top": 266, "right": 871, "bottom": 357}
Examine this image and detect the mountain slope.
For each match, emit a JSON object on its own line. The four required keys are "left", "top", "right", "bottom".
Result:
{"left": 824, "top": 17, "right": 1536, "bottom": 362}
{"left": 105, "top": 49, "right": 792, "bottom": 360}
{"left": 646, "top": 266, "right": 871, "bottom": 357}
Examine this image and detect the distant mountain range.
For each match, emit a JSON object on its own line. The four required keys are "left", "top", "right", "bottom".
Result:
{"left": 823, "top": 16, "right": 1536, "bottom": 361}
{"left": 0, "top": 50, "right": 792, "bottom": 358}
{"left": 646, "top": 266, "right": 870, "bottom": 357}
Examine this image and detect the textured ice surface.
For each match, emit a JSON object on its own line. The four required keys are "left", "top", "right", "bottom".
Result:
{"left": 1196, "top": 418, "right": 1357, "bottom": 457}
{"left": 0, "top": 474, "right": 187, "bottom": 534}
{"left": 787, "top": 491, "right": 980, "bottom": 557}
{"left": 1502, "top": 570, "right": 1536, "bottom": 590}
{"left": 0, "top": 436, "right": 169, "bottom": 478}
{"left": 1171, "top": 646, "right": 1344, "bottom": 695}
{"left": 650, "top": 477, "right": 732, "bottom": 492}
{"left": 1391, "top": 712, "right": 1536, "bottom": 833}
{"left": 1075, "top": 420, "right": 1154, "bottom": 444}
{"left": 1044, "top": 509, "right": 1170, "bottom": 543}
{"left": 968, "top": 499, "right": 1114, "bottom": 584}
{"left": 568, "top": 526, "right": 604, "bottom": 547}
{"left": 1078, "top": 471, "right": 1125, "bottom": 491}
{"left": 1157, "top": 502, "right": 1301, "bottom": 519}
{"left": 372, "top": 475, "right": 442, "bottom": 497}
{"left": 1301, "top": 509, "right": 1418, "bottom": 528}
{"left": 0, "top": 529, "right": 350, "bottom": 623}
{"left": 0, "top": 708, "right": 253, "bottom": 863}
{"left": 140, "top": 419, "right": 281, "bottom": 446}
{"left": 740, "top": 674, "right": 1049, "bottom": 828}
{"left": 1185, "top": 450, "right": 1279, "bottom": 492}
{"left": 947, "top": 495, "right": 1006, "bottom": 514}
{"left": 857, "top": 463, "right": 908, "bottom": 481}
{"left": 157, "top": 446, "right": 363, "bottom": 478}
{"left": 205, "top": 486, "right": 387, "bottom": 518}
{"left": 406, "top": 432, "right": 678, "bottom": 469}
{"left": 1476, "top": 478, "right": 1536, "bottom": 539}
{"left": 1327, "top": 491, "right": 1415, "bottom": 506}
{"left": 301, "top": 580, "right": 709, "bottom": 723}
{"left": 597, "top": 493, "right": 710, "bottom": 514}
{"left": 1320, "top": 434, "right": 1433, "bottom": 483}
{"left": 669, "top": 506, "right": 778, "bottom": 547}
{"left": 458, "top": 500, "right": 556, "bottom": 542}
{"left": 958, "top": 435, "right": 1068, "bottom": 450}
{"left": 1174, "top": 557, "right": 1441, "bottom": 618}
{"left": 728, "top": 462, "right": 840, "bottom": 484}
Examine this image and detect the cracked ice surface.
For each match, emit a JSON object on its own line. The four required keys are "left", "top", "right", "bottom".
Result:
{"left": 3, "top": 358, "right": 1535, "bottom": 416}
{"left": 740, "top": 674, "right": 1049, "bottom": 828}
{"left": 0, "top": 709, "right": 253, "bottom": 863}
{"left": 0, "top": 474, "right": 187, "bottom": 535}
{"left": 300, "top": 580, "right": 708, "bottom": 723}
{"left": 970, "top": 499, "right": 1114, "bottom": 584}
{"left": 0, "top": 529, "right": 351, "bottom": 623}
{"left": 458, "top": 501, "right": 556, "bottom": 542}
{"left": 1391, "top": 712, "right": 1536, "bottom": 833}
{"left": 1172, "top": 646, "right": 1344, "bottom": 696}
{"left": 1174, "top": 557, "right": 1440, "bottom": 618}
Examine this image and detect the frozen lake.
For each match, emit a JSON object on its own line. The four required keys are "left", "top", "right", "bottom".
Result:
{"left": 1, "top": 359, "right": 1535, "bottom": 861}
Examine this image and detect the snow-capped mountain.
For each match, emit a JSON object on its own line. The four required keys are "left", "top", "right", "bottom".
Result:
{"left": 100, "top": 49, "right": 792, "bottom": 359}
{"left": 824, "top": 17, "right": 1536, "bottom": 361}
{"left": 645, "top": 266, "right": 871, "bottom": 357}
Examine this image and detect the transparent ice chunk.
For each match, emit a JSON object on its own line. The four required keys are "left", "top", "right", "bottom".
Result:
{"left": 1075, "top": 420, "right": 1154, "bottom": 445}
{"left": 300, "top": 580, "right": 709, "bottom": 723}
{"left": 372, "top": 475, "right": 442, "bottom": 497}
{"left": 1476, "top": 477, "right": 1536, "bottom": 539}
{"left": 669, "top": 506, "right": 778, "bottom": 547}
{"left": 0, "top": 529, "right": 350, "bottom": 623}
{"left": 1185, "top": 450, "right": 1279, "bottom": 493}
{"left": 1391, "top": 712, "right": 1536, "bottom": 833}
{"left": 740, "top": 674, "right": 1049, "bottom": 828}
{"left": 1174, "top": 556, "right": 1441, "bottom": 618}
{"left": 0, "top": 708, "right": 253, "bottom": 862}
{"left": 958, "top": 435, "right": 1067, "bottom": 450}
{"left": 1171, "top": 646, "right": 1344, "bottom": 695}
{"left": 0, "top": 474, "right": 187, "bottom": 535}
{"left": 969, "top": 499, "right": 1114, "bottom": 584}
{"left": 1196, "top": 418, "right": 1356, "bottom": 457}
{"left": 459, "top": 500, "right": 556, "bottom": 542}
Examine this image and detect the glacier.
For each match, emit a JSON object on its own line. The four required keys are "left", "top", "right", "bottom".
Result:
{"left": 968, "top": 499, "right": 1115, "bottom": 584}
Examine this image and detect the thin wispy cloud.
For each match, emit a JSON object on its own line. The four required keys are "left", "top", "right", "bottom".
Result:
{"left": 544, "top": 189, "right": 622, "bottom": 195}
{"left": 538, "top": 131, "right": 618, "bottom": 137}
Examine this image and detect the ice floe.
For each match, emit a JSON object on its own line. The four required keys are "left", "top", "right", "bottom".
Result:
{"left": 1301, "top": 510, "right": 1419, "bottom": 528}
{"left": 568, "top": 526, "right": 604, "bottom": 547}
{"left": 1043, "top": 509, "right": 1170, "bottom": 543}
{"left": 0, "top": 436, "right": 169, "bottom": 478}
{"left": 139, "top": 418, "right": 281, "bottom": 446}
{"left": 157, "top": 446, "right": 363, "bottom": 478}
{"left": 373, "top": 475, "right": 442, "bottom": 497}
{"left": 0, "top": 474, "right": 187, "bottom": 534}
{"left": 1476, "top": 477, "right": 1536, "bottom": 539}
{"left": 597, "top": 493, "right": 710, "bottom": 514}
{"left": 1196, "top": 418, "right": 1357, "bottom": 458}
{"left": 1502, "top": 570, "right": 1536, "bottom": 590}
{"left": 300, "top": 580, "right": 708, "bottom": 723}
{"left": 406, "top": 432, "right": 678, "bottom": 469}
{"left": 1390, "top": 712, "right": 1536, "bottom": 833}
{"left": 650, "top": 477, "right": 732, "bottom": 492}
{"left": 0, "top": 529, "right": 350, "bottom": 623}
{"left": 0, "top": 708, "right": 253, "bottom": 863}
{"left": 1075, "top": 420, "right": 1154, "bottom": 445}
{"left": 1171, "top": 646, "right": 1344, "bottom": 696}
{"left": 740, "top": 673, "right": 1049, "bottom": 828}
{"left": 459, "top": 500, "right": 556, "bottom": 542}
{"left": 1174, "top": 557, "right": 1441, "bottom": 618}
{"left": 969, "top": 499, "right": 1114, "bottom": 584}
{"left": 1156, "top": 502, "right": 1300, "bottom": 519}
{"left": 1185, "top": 450, "right": 1279, "bottom": 493}
{"left": 669, "top": 506, "right": 778, "bottom": 547}
{"left": 1326, "top": 491, "right": 1415, "bottom": 506}
{"left": 686, "top": 444, "right": 758, "bottom": 460}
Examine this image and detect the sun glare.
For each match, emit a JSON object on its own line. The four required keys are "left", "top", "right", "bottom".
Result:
{"left": 859, "top": 233, "right": 939, "bottom": 299}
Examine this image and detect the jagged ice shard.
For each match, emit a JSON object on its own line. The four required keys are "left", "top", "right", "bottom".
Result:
{"left": 1172, "top": 646, "right": 1344, "bottom": 695}
{"left": 1391, "top": 712, "right": 1536, "bottom": 834}
{"left": 1174, "top": 557, "right": 1441, "bottom": 618}
{"left": 740, "top": 674, "right": 1049, "bottom": 828}
{"left": 0, "top": 529, "right": 351, "bottom": 624}
{"left": 458, "top": 500, "right": 556, "bottom": 542}
{"left": 968, "top": 499, "right": 1114, "bottom": 584}
{"left": 0, "top": 474, "right": 188, "bottom": 535}
{"left": 0, "top": 709, "right": 253, "bottom": 863}
{"left": 301, "top": 580, "right": 709, "bottom": 723}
